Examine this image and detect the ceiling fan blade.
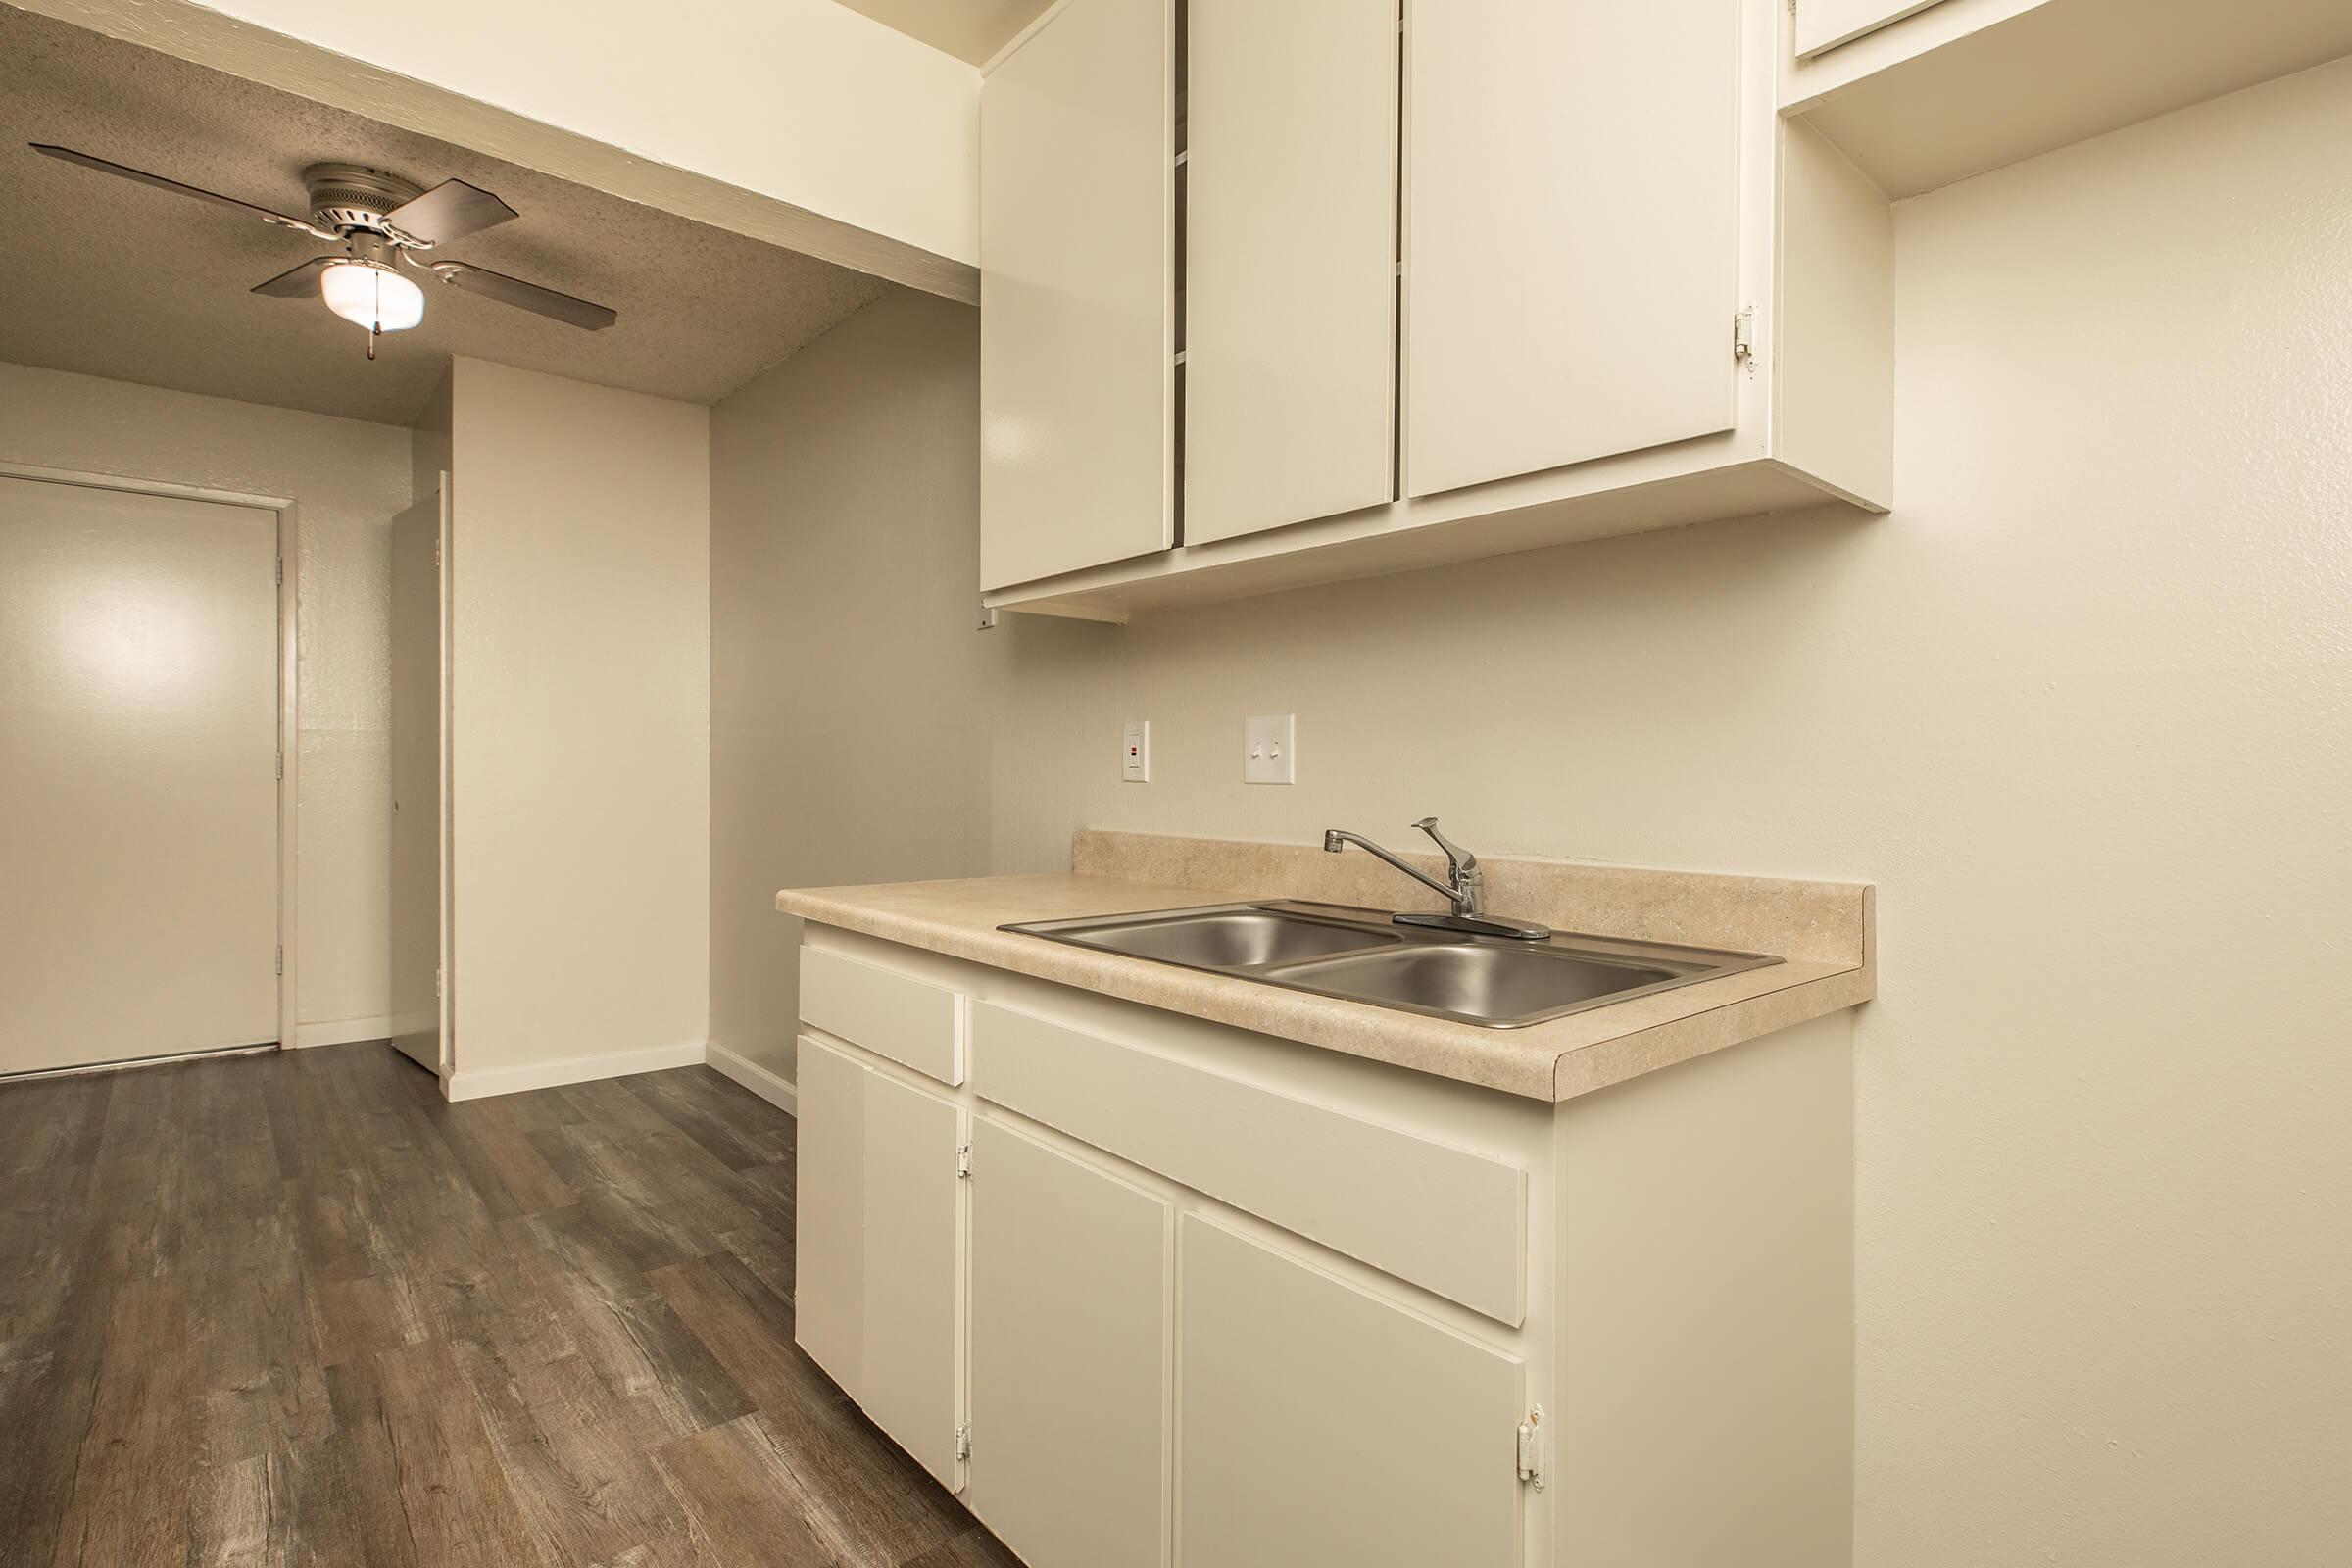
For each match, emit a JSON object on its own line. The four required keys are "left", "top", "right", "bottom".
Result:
{"left": 423, "top": 259, "right": 616, "bottom": 331}
{"left": 251, "top": 258, "right": 341, "bottom": 297}
{"left": 30, "top": 143, "right": 331, "bottom": 238}
{"left": 383, "top": 178, "right": 517, "bottom": 244}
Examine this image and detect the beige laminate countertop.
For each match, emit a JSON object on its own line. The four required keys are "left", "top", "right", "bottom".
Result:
{"left": 777, "top": 833, "right": 1875, "bottom": 1102}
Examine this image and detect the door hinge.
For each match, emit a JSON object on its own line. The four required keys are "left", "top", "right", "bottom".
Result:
{"left": 274, "top": 945, "right": 284, "bottom": 977}
{"left": 274, "top": 553, "right": 282, "bottom": 587}
{"left": 275, "top": 751, "right": 283, "bottom": 780}
{"left": 956, "top": 1142, "right": 973, "bottom": 1180}
{"left": 434, "top": 965, "right": 443, "bottom": 1000}
{"left": 956, "top": 1424, "right": 972, "bottom": 1463}
{"left": 1733, "top": 306, "right": 1756, "bottom": 364}
{"left": 1515, "top": 1405, "right": 1546, "bottom": 1491}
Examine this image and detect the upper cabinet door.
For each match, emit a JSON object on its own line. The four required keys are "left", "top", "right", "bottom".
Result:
{"left": 981, "top": 0, "right": 1175, "bottom": 589}
{"left": 1183, "top": 0, "right": 1399, "bottom": 545}
{"left": 1792, "top": 0, "right": 1944, "bottom": 58}
{"left": 1403, "top": 0, "right": 1743, "bottom": 500}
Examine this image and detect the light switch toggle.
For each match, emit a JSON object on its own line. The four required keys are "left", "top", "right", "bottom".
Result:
{"left": 1245, "top": 714, "right": 1296, "bottom": 785}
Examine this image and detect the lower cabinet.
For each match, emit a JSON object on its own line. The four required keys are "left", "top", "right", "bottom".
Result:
{"left": 1177, "top": 1215, "right": 1527, "bottom": 1568}
{"left": 964, "top": 1117, "right": 1171, "bottom": 1568}
{"left": 794, "top": 1035, "right": 969, "bottom": 1491}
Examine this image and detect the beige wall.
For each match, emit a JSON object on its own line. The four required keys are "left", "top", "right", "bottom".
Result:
{"left": 447, "top": 357, "right": 710, "bottom": 1093}
{"left": 709, "top": 290, "right": 1002, "bottom": 1089}
{"left": 0, "top": 361, "right": 412, "bottom": 1040}
{"left": 715, "top": 57, "right": 2352, "bottom": 1562}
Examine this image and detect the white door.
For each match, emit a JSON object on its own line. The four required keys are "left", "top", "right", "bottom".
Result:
{"left": 1403, "top": 0, "right": 1743, "bottom": 499}
{"left": 0, "top": 474, "right": 279, "bottom": 1074}
{"left": 1177, "top": 1214, "right": 1527, "bottom": 1568}
{"left": 966, "top": 1116, "right": 1171, "bottom": 1568}
{"left": 389, "top": 478, "right": 449, "bottom": 1074}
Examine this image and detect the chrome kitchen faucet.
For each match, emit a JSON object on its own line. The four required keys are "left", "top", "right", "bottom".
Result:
{"left": 1322, "top": 818, "right": 1552, "bottom": 941}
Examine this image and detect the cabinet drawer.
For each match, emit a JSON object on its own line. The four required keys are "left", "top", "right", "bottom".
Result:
{"left": 970, "top": 1001, "right": 1526, "bottom": 1325}
{"left": 801, "top": 946, "right": 965, "bottom": 1085}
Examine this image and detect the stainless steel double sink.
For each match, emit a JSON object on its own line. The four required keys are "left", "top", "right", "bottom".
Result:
{"left": 1002, "top": 901, "right": 1781, "bottom": 1030}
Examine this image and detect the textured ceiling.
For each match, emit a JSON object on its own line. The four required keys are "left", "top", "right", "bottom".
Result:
{"left": 836, "top": 0, "right": 1054, "bottom": 65}
{"left": 0, "top": 6, "right": 891, "bottom": 426}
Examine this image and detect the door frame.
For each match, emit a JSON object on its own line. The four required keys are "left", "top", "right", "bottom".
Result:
{"left": 0, "top": 461, "right": 302, "bottom": 1055}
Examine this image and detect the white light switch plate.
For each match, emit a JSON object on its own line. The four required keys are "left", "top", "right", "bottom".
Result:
{"left": 1245, "top": 714, "right": 1296, "bottom": 785}
{"left": 1122, "top": 718, "right": 1151, "bottom": 782}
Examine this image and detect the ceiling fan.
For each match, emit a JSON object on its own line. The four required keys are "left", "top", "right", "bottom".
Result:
{"left": 30, "top": 144, "right": 618, "bottom": 356}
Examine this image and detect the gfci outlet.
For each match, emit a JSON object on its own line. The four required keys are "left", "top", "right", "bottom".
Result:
{"left": 1245, "top": 714, "right": 1296, "bottom": 785}
{"left": 1121, "top": 718, "right": 1151, "bottom": 782}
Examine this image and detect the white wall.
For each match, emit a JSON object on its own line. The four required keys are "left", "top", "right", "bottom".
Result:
{"left": 713, "top": 57, "right": 2352, "bottom": 1563}
{"left": 0, "top": 361, "right": 411, "bottom": 1041}
{"left": 446, "top": 358, "right": 710, "bottom": 1096}
{"left": 709, "top": 291, "right": 1000, "bottom": 1090}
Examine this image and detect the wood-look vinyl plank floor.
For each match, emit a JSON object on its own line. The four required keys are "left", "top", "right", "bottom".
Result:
{"left": 0, "top": 1044, "right": 1009, "bottom": 1568}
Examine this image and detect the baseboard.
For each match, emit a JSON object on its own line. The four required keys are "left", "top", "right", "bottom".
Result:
{"left": 292, "top": 1015, "right": 394, "bottom": 1050}
{"left": 444, "top": 1038, "right": 708, "bottom": 1102}
{"left": 705, "top": 1041, "right": 799, "bottom": 1114}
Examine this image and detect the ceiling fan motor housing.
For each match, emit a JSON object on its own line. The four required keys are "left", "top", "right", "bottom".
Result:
{"left": 304, "top": 163, "right": 425, "bottom": 239}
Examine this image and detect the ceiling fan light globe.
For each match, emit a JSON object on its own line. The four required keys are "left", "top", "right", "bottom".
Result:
{"left": 319, "top": 261, "right": 424, "bottom": 332}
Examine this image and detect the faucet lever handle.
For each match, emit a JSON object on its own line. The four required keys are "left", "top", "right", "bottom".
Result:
{"left": 1411, "top": 816, "right": 1477, "bottom": 882}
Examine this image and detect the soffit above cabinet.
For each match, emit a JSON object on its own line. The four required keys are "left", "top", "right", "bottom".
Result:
{"left": 1782, "top": 0, "right": 2352, "bottom": 199}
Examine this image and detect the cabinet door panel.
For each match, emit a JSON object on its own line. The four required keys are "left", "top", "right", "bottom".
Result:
{"left": 1792, "top": 0, "right": 1943, "bottom": 58}
{"left": 1184, "top": 0, "right": 1397, "bottom": 544}
{"left": 793, "top": 1035, "right": 867, "bottom": 1389}
{"left": 860, "top": 1069, "right": 968, "bottom": 1491}
{"left": 1177, "top": 1216, "right": 1524, "bottom": 1568}
{"left": 1404, "top": 0, "right": 1741, "bottom": 499}
{"left": 967, "top": 1118, "right": 1171, "bottom": 1568}
{"left": 981, "top": 0, "right": 1173, "bottom": 588}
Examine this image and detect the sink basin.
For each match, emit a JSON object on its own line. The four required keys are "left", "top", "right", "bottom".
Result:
{"left": 1266, "top": 944, "right": 1677, "bottom": 1027}
{"left": 1029, "top": 906, "right": 1398, "bottom": 968}
{"left": 1003, "top": 901, "right": 1781, "bottom": 1030}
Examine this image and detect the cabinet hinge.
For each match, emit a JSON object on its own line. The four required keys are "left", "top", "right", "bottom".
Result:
{"left": 956, "top": 1424, "right": 972, "bottom": 1463}
{"left": 1515, "top": 1405, "right": 1546, "bottom": 1491}
{"left": 977, "top": 597, "right": 998, "bottom": 631}
{"left": 956, "top": 1142, "right": 973, "bottom": 1180}
{"left": 1733, "top": 306, "right": 1756, "bottom": 364}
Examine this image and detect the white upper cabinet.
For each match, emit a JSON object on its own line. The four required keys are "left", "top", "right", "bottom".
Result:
{"left": 1791, "top": 0, "right": 1941, "bottom": 57}
{"left": 1183, "top": 0, "right": 1399, "bottom": 544}
{"left": 980, "top": 0, "right": 1896, "bottom": 618}
{"left": 980, "top": 0, "right": 1174, "bottom": 589}
{"left": 1403, "top": 0, "right": 1743, "bottom": 500}
{"left": 1784, "top": 0, "right": 2352, "bottom": 198}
